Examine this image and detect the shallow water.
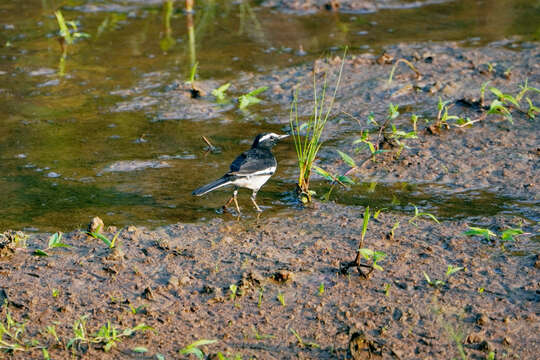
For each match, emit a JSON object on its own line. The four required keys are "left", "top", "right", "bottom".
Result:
{"left": 0, "top": 0, "right": 539, "bottom": 231}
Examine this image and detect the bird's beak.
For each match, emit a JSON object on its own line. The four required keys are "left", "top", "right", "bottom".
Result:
{"left": 278, "top": 134, "right": 289, "bottom": 140}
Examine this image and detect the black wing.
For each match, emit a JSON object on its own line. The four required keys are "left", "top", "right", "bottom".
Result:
{"left": 228, "top": 148, "right": 276, "bottom": 176}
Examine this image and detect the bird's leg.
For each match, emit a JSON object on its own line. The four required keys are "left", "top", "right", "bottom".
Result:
{"left": 232, "top": 189, "right": 241, "bottom": 214}
{"left": 251, "top": 190, "right": 262, "bottom": 212}
{"left": 222, "top": 194, "right": 235, "bottom": 211}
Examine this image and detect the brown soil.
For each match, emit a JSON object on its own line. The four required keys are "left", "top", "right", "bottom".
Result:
{"left": 1, "top": 204, "right": 539, "bottom": 359}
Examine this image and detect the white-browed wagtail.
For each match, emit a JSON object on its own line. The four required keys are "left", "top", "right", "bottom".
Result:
{"left": 192, "top": 132, "right": 288, "bottom": 213}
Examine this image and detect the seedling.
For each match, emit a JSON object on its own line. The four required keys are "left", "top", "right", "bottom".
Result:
{"left": 409, "top": 206, "right": 439, "bottom": 226}
{"left": 318, "top": 283, "right": 324, "bottom": 296}
{"left": 52, "top": 289, "right": 59, "bottom": 298}
{"left": 357, "top": 249, "right": 386, "bottom": 271}
{"left": 501, "top": 228, "right": 523, "bottom": 242}
{"left": 463, "top": 226, "right": 496, "bottom": 241}
{"left": 389, "top": 221, "right": 399, "bottom": 240}
{"left": 67, "top": 315, "right": 152, "bottom": 353}
{"left": 133, "top": 346, "right": 148, "bottom": 353}
{"left": 179, "top": 339, "right": 218, "bottom": 359}
{"left": 212, "top": 83, "right": 231, "bottom": 101}
{"left": 446, "top": 265, "right": 464, "bottom": 277}
{"left": 384, "top": 283, "right": 391, "bottom": 297}
{"left": 33, "top": 232, "right": 71, "bottom": 257}
{"left": 229, "top": 284, "right": 238, "bottom": 301}
{"left": 0, "top": 231, "right": 28, "bottom": 250}
{"left": 128, "top": 304, "right": 145, "bottom": 315}
{"left": 238, "top": 86, "right": 267, "bottom": 109}
{"left": 86, "top": 226, "right": 121, "bottom": 249}
{"left": 525, "top": 98, "right": 539, "bottom": 119}
{"left": 290, "top": 50, "right": 346, "bottom": 202}
{"left": 424, "top": 265, "right": 464, "bottom": 288}
{"left": 433, "top": 97, "right": 462, "bottom": 129}
{"left": 373, "top": 208, "right": 385, "bottom": 220}
{"left": 0, "top": 304, "right": 39, "bottom": 352}
{"left": 480, "top": 81, "right": 490, "bottom": 106}
{"left": 54, "top": 10, "right": 90, "bottom": 47}
{"left": 217, "top": 352, "right": 243, "bottom": 360}
{"left": 410, "top": 114, "right": 419, "bottom": 133}
{"left": 289, "top": 328, "right": 319, "bottom": 348}
{"left": 252, "top": 327, "right": 273, "bottom": 340}
{"left": 277, "top": 292, "right": 285, "bottom": 307}
{"left": 314, "top": 149, "right": 357, "bottom": 200}
{"left": 423, "top": 272, "right": 445, "bottom": 288}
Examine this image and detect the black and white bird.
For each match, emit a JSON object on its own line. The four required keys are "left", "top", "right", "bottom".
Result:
{"left": 192, "top": 132, "right": 288, "bottom": 213}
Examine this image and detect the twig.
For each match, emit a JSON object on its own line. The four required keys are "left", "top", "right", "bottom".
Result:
{"left": 201, "top": 136, "right": 216, "bottom": 150}
{"left": 388, "top": 58, "right": 421, "bottom": 85}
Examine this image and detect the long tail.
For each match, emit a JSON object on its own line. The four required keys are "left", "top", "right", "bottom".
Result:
{"left": 192, "top": 176, "right": 232, "bottom": 196}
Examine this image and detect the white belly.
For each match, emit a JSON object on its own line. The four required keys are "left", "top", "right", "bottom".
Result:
{"left": 232, "top": 174, "right": 272, "bottom": 191}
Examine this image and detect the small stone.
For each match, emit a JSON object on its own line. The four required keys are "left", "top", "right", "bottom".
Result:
{"left": 168, "top": 276, "right": 179, "bottom": 288}
{"left": 87, "top": 217, "right": 104, "bottom": 234}
{"left": 476, "top": 313, "right": 489, "bottom": 326}
{"left": 465, "top": 332, "right": 483, "bottom": 344}
{"left": 179, "top": 276, "right": 191, "bottom": 286}
{"left": 142, "top": 287, "right": 154, "bottom": 300}
{"left": 272, "top": 269, "right": 294, "bottom": 283}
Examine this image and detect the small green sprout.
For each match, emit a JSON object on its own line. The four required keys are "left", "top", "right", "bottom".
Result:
{"left": 501, "top": 228, "right": 523, "bottom": 242}
{"left": 463, "top": 226, "right": 496, "bottom": 241}
{"left": 446, "top": 265, "right": 464, "bottom": 277}
{"left": 289, "top": 328, "right": 319, "bottom": 348}
{"left": 526, "top": 98, "right": 539, "bottom": 119}
{"left": 277, "top": 292, "right": 285, "bottom": 307}
{"left": 318, "top": 283, "right": 324, "bottom": 296}
{"left": 212, "top": 83, "right": 231, "bottom": 101}
{"left": 409, "top": 206, "right": 439, "bottom": 226}
{"left": 128, "top": 304, "right": 145, "bottom": 315}
{"left": 179, "top": 339, "right": 218, "bottom": 359}
{"left": 410, "top": 114, "right": 419, "bottom": 132}
{"left": 390, "top": 221, "right": 399, "bottom": 240}
{"left": 34, "top": 232, "right": 71, "bottom": 256}
{"left": 229, "top": 284, "right": 238, "bottom": 301}
{"left": 86, "top": 226, "right": 121, "bottom": 249}
{"left": 423, "top": 271, "right": 445, "bottom": 287}
{"left": 238, "top": 86, "right": 268, "bottom": 109}
{"left": 67, "top": 316, "right": 152, "bottom": 353}
{"left": 188, "top": 62, "right": 198, "bottom": 84}
{"left": 54, "top": 10, "right": 90, "bottom": 47}
{"left": 132, "top": 347, "right": 148, "bottom": 353}
{"left": 384, "top": 283, "right": 391, "bottom": 297}
{"left": 252, "top": 327, "right": 273, "bottom": 340}
{"left": 52, "top": 289, "right": 59, "bottom": 298}
{"left": 358, "top": 248, "right": 386, "bottom": 271}
{"left": 373, "top": 208, "right": 386, "bottom": 220}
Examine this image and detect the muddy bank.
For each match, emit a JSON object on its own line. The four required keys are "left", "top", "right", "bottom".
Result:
{"left": 1, "top": 203, "right": 538, "bottom": 359}
{"left": 261, "top": 0, "right": 452, "bottom": 14}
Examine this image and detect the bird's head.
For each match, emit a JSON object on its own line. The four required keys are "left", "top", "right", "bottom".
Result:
{"left": 251, "top": 132, "right": 289, "bottom": 149}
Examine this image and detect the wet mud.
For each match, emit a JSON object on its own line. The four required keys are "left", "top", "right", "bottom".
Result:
{"left": 262, "top": 0, "right": 451, "bottom": 14}
{"left": 1, "top": 203, "right": 538, "bottom": 359}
